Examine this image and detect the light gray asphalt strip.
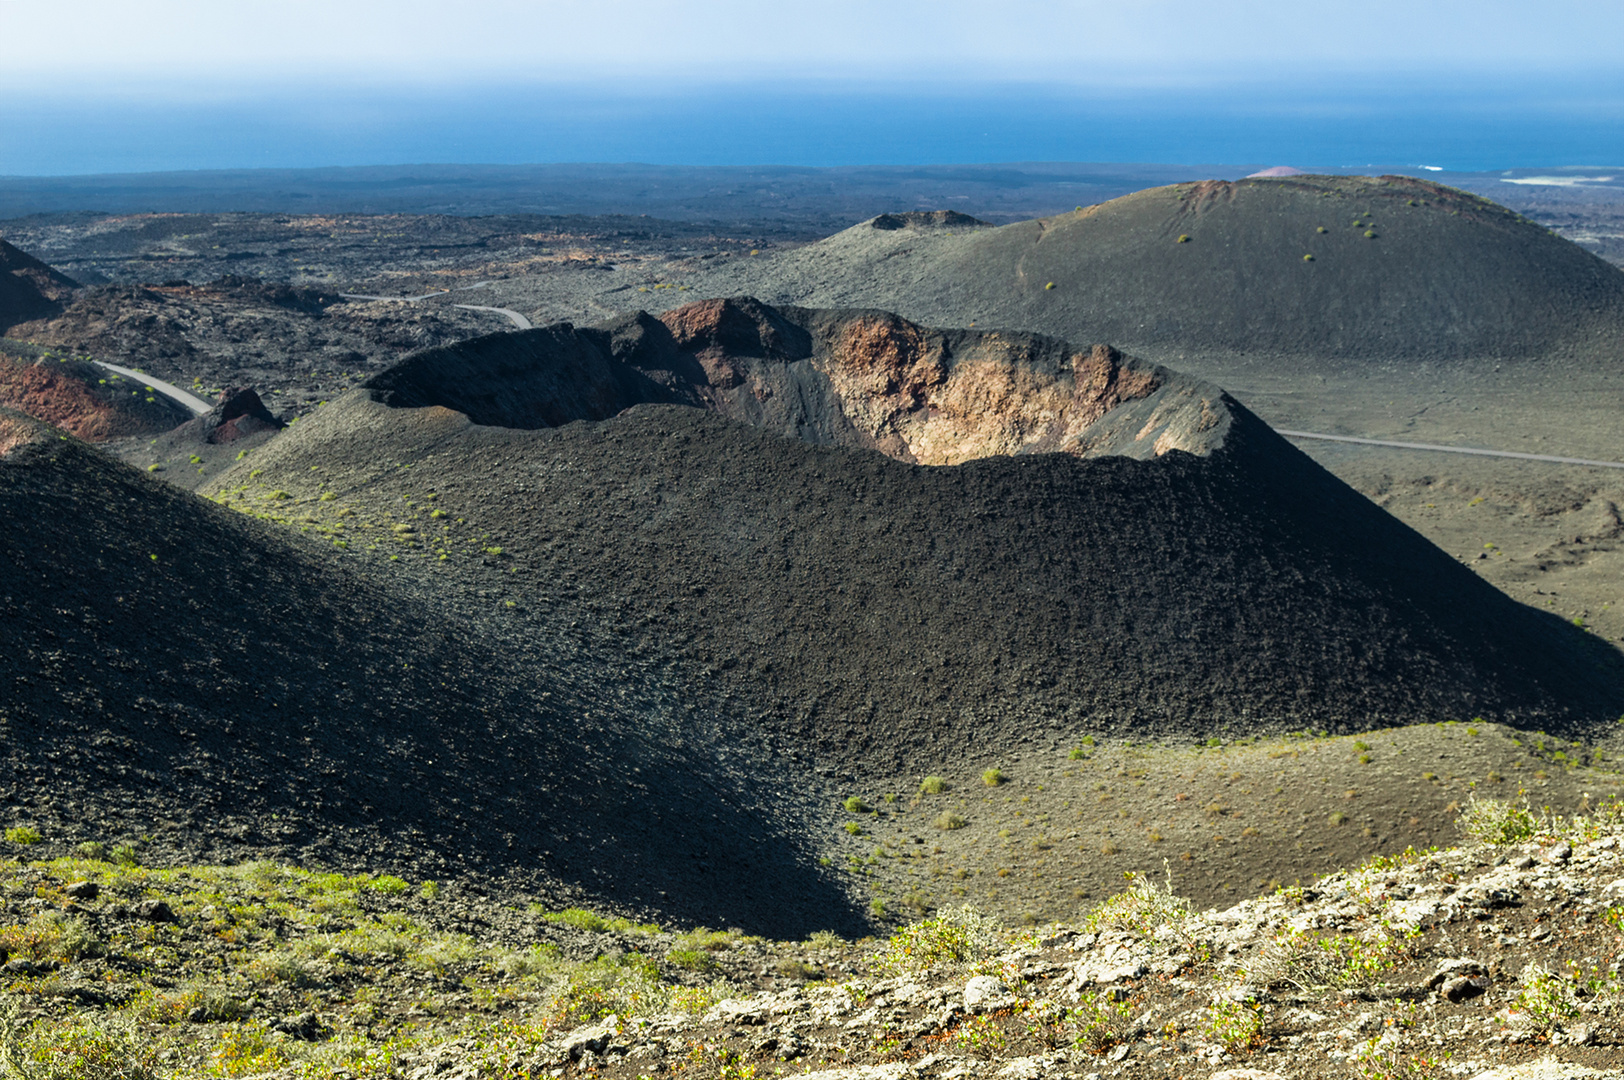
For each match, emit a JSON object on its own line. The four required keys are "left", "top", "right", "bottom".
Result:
{"left": 1276, "top": 429, "right": 1624, "bottom": 470}
{"left": 338, "top": 290, "right": 452, "bottom": 302}
{"left": 454, "top": 304, "right": 533, "bottom": 330}
{"left": 91, "top": 361, "right": 212, "bottom": 415}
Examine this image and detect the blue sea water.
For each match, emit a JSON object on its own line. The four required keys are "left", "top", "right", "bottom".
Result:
{"left": 2, "top": 75, "right": 1620, "bottom": 176}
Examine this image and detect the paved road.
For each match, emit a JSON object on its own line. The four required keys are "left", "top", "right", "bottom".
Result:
{"left": 1277, "top": 429, "right": 1624, "bottom": 471}
{"left": 92, "top": 361, "right": 212, "bottom": 415}
{"left": 454, "top": 304, "right": 533, "bottom": 330}
{"left": 337, "top": 283, "right": 531, "bottom": 331}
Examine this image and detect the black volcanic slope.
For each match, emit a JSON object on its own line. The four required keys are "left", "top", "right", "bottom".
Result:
{"left": 0, "top": 408, "right": 855, "bottom": 936}
{"left": 203, "top": 300, "right": 1624, "bottom": 767}
{"left": 706, "top": 175, "right": 1624, "bottom": 367}
{"left": 0, "top": 238, "right": 77, "bottom": 329}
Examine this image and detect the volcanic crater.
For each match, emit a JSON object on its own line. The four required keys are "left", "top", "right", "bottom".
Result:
{"left": 202, "top": 299, "right": 1624, "bottom": 771}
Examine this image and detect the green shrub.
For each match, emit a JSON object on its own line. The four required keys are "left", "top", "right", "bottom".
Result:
{"left": 1201, "top": 996, "right": 1266, "bottom": 1052}
{"left": 873, "top": 904, "right": 1000, "bottom": 975}
{"left": 919, "top": 776, "right": 947, "bottom": 795}
{"left": 843, "top": 796, "right": 871, "bottom": 813}
{"left": 1069, "top": 991, "right": 1136, "bottom": 1052}
{"left": 0, "top": 1001, "right": 162, "bottom": 1080}
{"left": 933, "top": 812, "right": 968, "bottom": 831}
{"left": 75, "top": 840, "right": 107, "bottom": 861}
{"left": 1458, "top": 794, "right": 1541, "bottom": 845}
{"left": 5, "top": 825, "right": 42, "bottom": 846}
{"left": 982, "top": 768, "right": 1006, "bottom": 787}
{"left": 1085, "top": 867, "right": 1191, "bottom": 944}
{"left": 541, "top": 907, "right": 659, "bottom": 935}
{"left": 667, "top": 948, "right": 716, "bottom": 973}
{"left": 0, "top": 912, "right": 103, "bottom": 963}
{"left": 807, "top": 930, "right": 845, "bottom": 950}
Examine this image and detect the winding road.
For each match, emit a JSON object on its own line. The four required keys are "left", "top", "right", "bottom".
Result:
{"left": 92, "top": 360, "right": 212, "bottom": 416}
{"left": 337, "top": 282, "right": 532, "bottom": 331}
{"left": 1276, "top": 430, "right": 1624, "bottom": 471}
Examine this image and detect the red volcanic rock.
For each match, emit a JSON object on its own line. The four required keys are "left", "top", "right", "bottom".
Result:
{"left": 207, "top": 387, "right": 285, "bottom": 443}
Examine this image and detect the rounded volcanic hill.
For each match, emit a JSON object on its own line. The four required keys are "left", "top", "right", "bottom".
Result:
{"left": 201, "top": 299, "right": 1624, "bottom": 769}
{"left": 0, "top": 406, "right": 859, "bottom": 936}
{"left": 700, "top": 175, "right": 1624, "bottom": 371}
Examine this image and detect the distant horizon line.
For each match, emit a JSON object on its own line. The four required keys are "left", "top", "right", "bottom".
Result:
{"left": 5, "top": 162, "right": 1621, "bottom": 182}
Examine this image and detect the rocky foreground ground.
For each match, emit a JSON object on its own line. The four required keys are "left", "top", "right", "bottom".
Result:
{"left": 8, "top": 796, "right": 1624, "bottom": 1079}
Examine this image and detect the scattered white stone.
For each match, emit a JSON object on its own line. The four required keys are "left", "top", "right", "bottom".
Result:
{"left": 993, "top": 1055, "right": 1053, "bottom": 1078}
{"left": 787, "top": 1064, "right": 912, "bottom": 1080}
{"left": 557, "top": 1015, "right": 619, "bottom": 1060}
{"left": 703, "top": 999, "right": 766, "bottom": 1025}
{"left": 963, "top": 975, "right": 1012, "bottom": 1012}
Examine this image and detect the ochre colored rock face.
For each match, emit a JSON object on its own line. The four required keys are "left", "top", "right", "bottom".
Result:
{"left": 820, "top": 329, "right": 1164, "bottom": 466}
{"left": 652, "top": 298, "right": 1184, "bottom": 466}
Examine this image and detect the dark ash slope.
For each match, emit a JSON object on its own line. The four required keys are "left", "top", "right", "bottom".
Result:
{"left": 204, "top": 302, "right": 1624, "bottom": 770}
{"left": 0, "top": 238, "right": 77, "bottom": 329}
{"left": 0, "top": 409, "right": 856, "bottom": 937}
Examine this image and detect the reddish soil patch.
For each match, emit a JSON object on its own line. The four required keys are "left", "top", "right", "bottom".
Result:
{"left": 0, "top": 357, "right": 143, "bottom": 441}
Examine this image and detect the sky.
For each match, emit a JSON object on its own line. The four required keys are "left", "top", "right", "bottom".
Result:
{"left": 1, "top": 0, "right": 1620, "bottom": 173}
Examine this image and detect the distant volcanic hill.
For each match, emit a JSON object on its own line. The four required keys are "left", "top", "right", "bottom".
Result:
{"left": 0, "top": 238, "right": 78, "bottom": 328}
{"left": 204, "top": 299, "right": 1624, "bottom": 764}
{"left": 699, "top": 175, "right": 1624, "bottom": 369}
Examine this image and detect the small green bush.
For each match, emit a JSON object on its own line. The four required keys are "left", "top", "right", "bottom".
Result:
{"left": 1177, "top": 234, "right": 1191, "bottom": 243}
{"left": 919, "top": 776, "right": 947, "bottom": 795}
{"left": 5, "top": 825, "right": 42, "bottom": 845}
{"left": 845, "top": 821, "right": 864, "bottom": 835}
{"left": 1085, "top": 867, "right": 1191, "bottom": 944}
{"left": 76, "top": 841, "right": 107, "bottom": 861}
{"left": 1458, "top": 795, "right": 1540, "bottom": 845}
{"left": 843, "top": 796, "right": 871, "bottom": 813}
{"left": 934, "top": 812, "right": 968, "bottom": 831}
{"left": 873, "top": 904, "right": 1000, "bottom": 975}
{"left": 666, "top": 948, "right": 716, "bottom": 973}
{"left": 981, "top": 768, "right": 1006, "bottom": 787}
{"left": 541, "top": 907, "right": 658, "bottom": 935}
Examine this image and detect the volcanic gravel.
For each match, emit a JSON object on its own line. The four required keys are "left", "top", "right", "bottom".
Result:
{"left": 0, "top": 409, "right": 864, "bottom": 938}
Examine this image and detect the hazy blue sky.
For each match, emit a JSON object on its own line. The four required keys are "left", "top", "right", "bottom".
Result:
{"left": 2, "top": 0, "right": 1619, "bottom": 173}
{"left": 6, "top": 0, "right": 1620, "bottom": 83}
